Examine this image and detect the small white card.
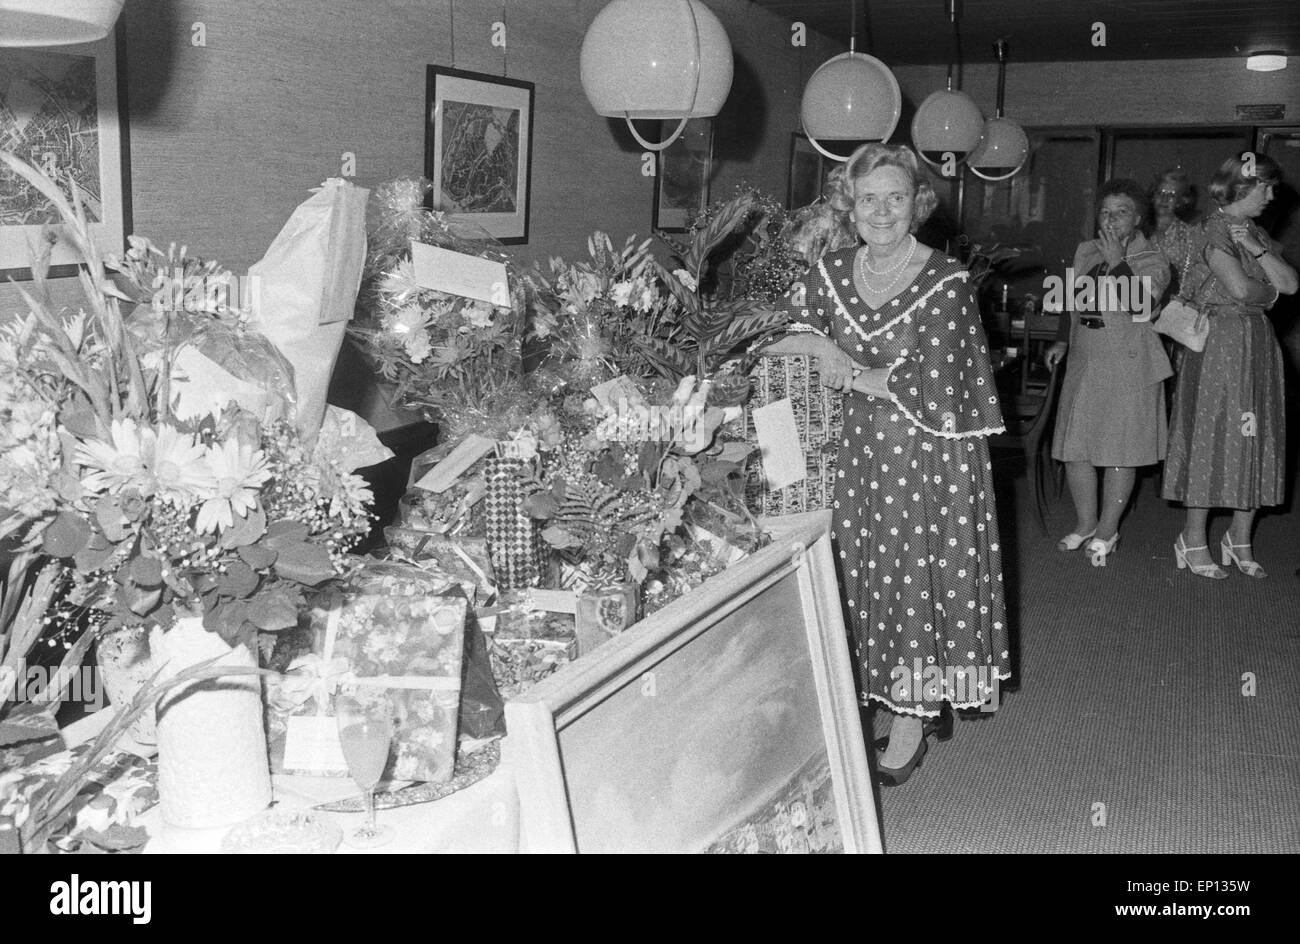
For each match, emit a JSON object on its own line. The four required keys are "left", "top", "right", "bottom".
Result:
{"left": 410, "top": 241, "right": 510, "bottom": 307}
{"left": 753, "top": 398, "right": 807, "bottom": 491}
{"left": 414, "top": 433, "right": 496, "bottom": 493}
{"left": 524, "top": 589, "right": 578, "bottom": 614}
{"left": 283, "top": 715, "right": 350, "bottom": 775}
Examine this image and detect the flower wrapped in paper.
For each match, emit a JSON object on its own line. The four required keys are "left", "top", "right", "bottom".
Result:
{"left": 348, "top": 177, "right": 526, "bottom": 443}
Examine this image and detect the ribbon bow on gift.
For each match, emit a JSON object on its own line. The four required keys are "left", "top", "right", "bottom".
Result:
{"left": 278, "top": 653, "right": 354, "bottom": 717}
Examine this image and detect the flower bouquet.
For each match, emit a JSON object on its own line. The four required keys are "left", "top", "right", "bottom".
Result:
{"left": 0, "top": 151, "right": 374, "bottom": 830}
{"left": 347, "top": 177, "right": 529, "bottom": 442}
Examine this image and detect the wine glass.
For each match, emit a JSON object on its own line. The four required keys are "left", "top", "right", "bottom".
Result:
{"left": 335, "top": 692, "right": 395, "bottom": 848}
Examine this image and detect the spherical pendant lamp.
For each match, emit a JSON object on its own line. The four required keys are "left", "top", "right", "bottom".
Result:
{"left": 580, "top": 0, "right": 734, "bottom": 151}
{"left": 0, "top": 0, "right": 125, "bottom": 46}
{"left": 911, "top": 87, "right": 985, "bottom": 169}
{"left": 967, "top": 117, "right": 1028, "bottom": 181}
{"left": 967, "top": 39, "right": 1028, "bottom": 181}
{"left": 800, "top": 45, "right": 902, "bottom": 161}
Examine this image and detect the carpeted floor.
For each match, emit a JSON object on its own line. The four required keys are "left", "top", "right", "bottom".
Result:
{"left": 870, "top": 319, "right": 1300, "bottom": 854}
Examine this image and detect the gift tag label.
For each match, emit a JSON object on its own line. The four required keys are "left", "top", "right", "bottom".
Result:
{"left": 525, "top": 588, "right": 578, "bottom": 614}
{"left": 283, "top": 715, "right": 350, "bottom": 774}
{"left": 414, "top": 433, "right": 496, "bottom": 492}
{"left": 410, "top": 241, "right": 510, "bottom": 307}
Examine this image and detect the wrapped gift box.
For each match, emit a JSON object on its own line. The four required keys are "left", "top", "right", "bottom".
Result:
{"left": 0, "top": 744, "right": 157, "bottom": 853}
{"left": 382, "top": 531, "right": 496, "bottom": 607}
{"left": 739, "top": 354, "right": 842, "bottom": 516}
{"left": 485, "top": 600, "right": 577, "bottom": 700}
{"left": 269, "top": 591, "right": 468, "bottom": 783}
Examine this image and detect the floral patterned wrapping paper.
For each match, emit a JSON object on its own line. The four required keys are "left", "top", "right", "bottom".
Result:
{"left": 0, "top": 744, "right": 158, "bottom": 853}
{"left": 486, "top": 603, "right": 578, "bottom": 700}
{"left": 267, "top": 590, "right": 468, "bottom": 783}
{"left": 738, "top": 355, "right": 843, "bottom": 516}
{"left": 380, "top": 532, "right": 496, "bottom": 608}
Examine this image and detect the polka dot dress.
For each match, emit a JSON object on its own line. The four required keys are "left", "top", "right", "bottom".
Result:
{"left": 779, "top": 250, "right": 1012, "bottom": 717}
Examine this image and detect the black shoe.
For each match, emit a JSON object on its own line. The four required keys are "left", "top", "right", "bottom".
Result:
{"left": 875, "top": 736, "right": 928, "bottom": 787}
{"left": 874, "top": 705, "right": 954, "bottom": 751}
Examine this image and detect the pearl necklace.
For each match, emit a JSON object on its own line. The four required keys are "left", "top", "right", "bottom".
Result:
{"left": 858, "top": 237, "right": 917, "bottom": 295}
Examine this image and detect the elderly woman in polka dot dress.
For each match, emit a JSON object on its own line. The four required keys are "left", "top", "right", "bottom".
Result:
{"left": 765, "top": 143, "right": 1010, "bottom": 786}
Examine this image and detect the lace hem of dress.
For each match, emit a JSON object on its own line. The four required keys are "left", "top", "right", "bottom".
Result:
{"left": 860, "top": 668, "right": 1014, "bottom": 717}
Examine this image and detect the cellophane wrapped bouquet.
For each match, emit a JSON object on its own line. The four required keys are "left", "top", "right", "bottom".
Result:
{"left": 0, "top": 154, "right": 373, "bottom": 648}
{"left": 347, "top": 177, "right": 531, "bottom": 442}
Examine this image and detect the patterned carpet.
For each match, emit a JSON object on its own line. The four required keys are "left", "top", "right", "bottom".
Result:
{"left": 871, "top": 319, "right": 1300, "bottom": 854}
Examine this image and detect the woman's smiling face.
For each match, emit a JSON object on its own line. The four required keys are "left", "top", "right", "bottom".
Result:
{"left": 852, "top": 165, "right": 916, "bottom": 250}
{"left": 1098, "top": 194, "right": 1140, "bottom": 242}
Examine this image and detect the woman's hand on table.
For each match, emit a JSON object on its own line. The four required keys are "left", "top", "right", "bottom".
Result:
{"left": 1044, "top": 341, "right": 1068, "bottom": 370}
{"left": 816, "top": 342, "right": 860, "bottom": 393}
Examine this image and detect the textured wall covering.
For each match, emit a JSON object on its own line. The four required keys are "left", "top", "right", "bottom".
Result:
{"left": 0, "top": 0, "right": 841, "bottom": 418}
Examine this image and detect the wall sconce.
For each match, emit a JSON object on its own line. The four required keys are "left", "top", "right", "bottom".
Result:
{"left": 0, "top": 0, "right": 125, "bottom": 46}
{"left": 580, "top": 0, "right": 734, "bottom": 152}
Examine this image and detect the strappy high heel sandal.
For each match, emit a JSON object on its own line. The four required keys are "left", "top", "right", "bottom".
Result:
{"left": 1221, "top": 536, "right": 1267, "bottom": 578}
{"left": 1086, "top": 534, "right": 1119, "bottom": 567}
{"left": 1057, "top": 528, "right": 1096, "bottom": 552}
{"left": 1174, "top": 534, "right": 1228, "bottom": 580}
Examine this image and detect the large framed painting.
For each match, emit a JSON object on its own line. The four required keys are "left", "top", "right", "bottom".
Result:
{"left": 504, "top": 510, "right": 881, "bottom": 854}
{"left": 0, "top": 25, "right": 131, "bottom": 281}
{"left": 652, "top": 118, "right": 714, "bottom": 232}
{"left": 424, "top": 66, "right": 534, "bottom": 244}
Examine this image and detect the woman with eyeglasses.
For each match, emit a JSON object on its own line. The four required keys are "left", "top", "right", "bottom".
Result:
{"left": 1043, "top": 179, "right": 1172, "bottom": 566}
{"left": 1149, "top": 167, "right": 1200, "bottom": 296}
{"left": 1163, "top": 154, "right": 1299, "bottom": 579}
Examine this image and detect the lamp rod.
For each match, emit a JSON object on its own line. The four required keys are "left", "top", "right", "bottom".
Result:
{"left": 993, "top": 37, "right": 1008, "bottom": 117}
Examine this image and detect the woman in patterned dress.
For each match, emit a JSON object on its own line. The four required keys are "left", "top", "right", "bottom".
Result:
{"left": 1163, "top": 154, "right": 1298, "bottom": 578}
{"left": 766, "top": 144, "right": 1009, "bottom": 786}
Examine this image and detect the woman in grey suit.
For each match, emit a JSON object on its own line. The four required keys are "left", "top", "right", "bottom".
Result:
{"left": 1044, "top": 179, "right": 1172, "bottom": 566}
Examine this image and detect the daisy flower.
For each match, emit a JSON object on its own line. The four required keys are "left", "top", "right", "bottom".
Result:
{"left": 196, "top": 437, "right": 271, "bottom": 533}
{"left": 149, "top": 424, "right": 215, "bottom": 505}
{"left": 76, "top": 418, "right": 154, "bottom": 495}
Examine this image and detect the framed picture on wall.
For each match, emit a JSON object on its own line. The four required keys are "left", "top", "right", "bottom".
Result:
{"left": 788, "top": 133, "right": 832, "bottom": 209}
{"left": 504, "top": 511, "right": 882, "bottom": 854}
{"left": 653, "top": 118, "right": 714, "bottom": 232}
{"left": 0, "top": 25, "right": 131, "bottom": 281}
{"left": 425, "top": 66, "right": 535, "bottom": 244}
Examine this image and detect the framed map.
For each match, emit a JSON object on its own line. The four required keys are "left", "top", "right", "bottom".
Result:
{"left": 425, "top": 66, "right": 534, "bottom": 245}
{"left": 0, "top": 26, "right": 131, "bottom": 281}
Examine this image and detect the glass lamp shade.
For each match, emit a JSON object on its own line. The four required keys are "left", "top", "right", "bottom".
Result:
{"left": 580, "top": 0, "right": 733, "bottom": 120}
{"left": 967, "top": 117, "right": 1029, "bottom": 181}
{"left": 0, "top": 0, "right": 124, "bottom": 46}
{"left": 911, "top": 89, "right": 985, "bottom": 168}
{"left": 800, "top": 51, "right": 902, "bottom": 158}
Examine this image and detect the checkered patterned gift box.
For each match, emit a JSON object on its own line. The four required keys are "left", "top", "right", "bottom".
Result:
{"left": 739, "top": 354, "right": 843, "bottom": 516}
{"left": 483, "top": 456, "right": 545, "bottom": 591}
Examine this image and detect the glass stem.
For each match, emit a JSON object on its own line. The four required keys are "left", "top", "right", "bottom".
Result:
{"left": 363, "top": 785, "right": 377, "bottom": 835}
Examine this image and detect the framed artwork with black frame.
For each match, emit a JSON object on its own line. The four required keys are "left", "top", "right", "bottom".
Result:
{"left": 652, "top": 118, "right": 714, "bottom": 232}
{"left": 0, "top": 23, "right": 131, "bottom": 281}
{"left": 424, "top": 65, "right": 534, "bottom": 244}
{"left": 788, "top": 133, "right": 832, "bottom": 209}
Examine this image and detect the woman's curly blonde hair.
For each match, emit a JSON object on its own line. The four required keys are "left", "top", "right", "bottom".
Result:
{"left": 824, "top": 143, "right": 940, "bottom": 238}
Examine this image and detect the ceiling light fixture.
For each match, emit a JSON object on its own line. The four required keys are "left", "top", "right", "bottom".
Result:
{"left": 967, "top": 38, "right": 1029, "bottom": 181}
{"left": 580, "top": 0, "right": 734, "bottom": 152}
{"left": 799, "top": 0, "right": 902, "bottom": 161}
{"left": 1246, "top": 52, "right": 1287, "bottom": 72}
{"left": 911, "top": 0, "right": 984, "bottom": 172}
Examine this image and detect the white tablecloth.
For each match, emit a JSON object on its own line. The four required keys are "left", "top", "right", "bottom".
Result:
{"left": 61, "top": 712, "right": 519, "bottom": 854}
